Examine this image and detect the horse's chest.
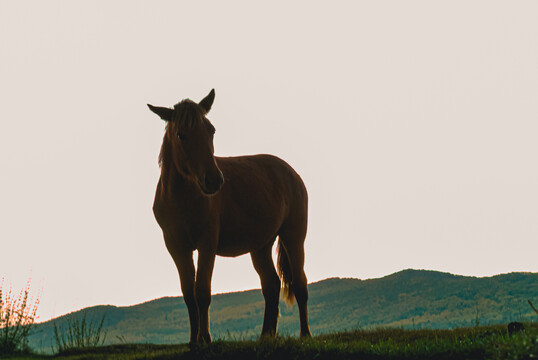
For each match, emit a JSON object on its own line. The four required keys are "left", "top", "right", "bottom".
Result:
{"left": 157, "top": 200, "right": 208, "bottom": 225}
{"left": 154, "top": 198, "right": 216, "bottom": 245}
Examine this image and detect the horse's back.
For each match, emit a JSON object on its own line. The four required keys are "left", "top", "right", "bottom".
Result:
{"left": 215, "top": 154, "right": 307, "bottom": 255}
{"left": 217, "top": 154, "right": 307, "bottom": 211}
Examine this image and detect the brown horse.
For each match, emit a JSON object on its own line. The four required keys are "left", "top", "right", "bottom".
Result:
{"left": 148, "top": 89, "right": 311, "bottom": 343}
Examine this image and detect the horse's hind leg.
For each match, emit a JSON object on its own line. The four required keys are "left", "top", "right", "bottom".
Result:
{"left": 250, "top": 243, "right": 280, "bottom": 338}
{"left": 279, "top": 231, "right": 312, "bottom": 337}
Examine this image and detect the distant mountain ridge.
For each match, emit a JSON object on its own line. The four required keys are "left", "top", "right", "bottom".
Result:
{"left": 28, "top": 269, "right": 538, "bottom": 351}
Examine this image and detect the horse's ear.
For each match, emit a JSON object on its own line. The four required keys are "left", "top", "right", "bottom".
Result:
{"left": 199, "top": 89, "right": 215, "bottom": 113}
{"left": 147, "top": 104, "right": 173, "bottom": 121}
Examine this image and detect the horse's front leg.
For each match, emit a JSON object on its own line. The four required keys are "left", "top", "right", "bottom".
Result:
{"left": 169, "top": 247, "right": 198, "bottom": 344}
{"left": 196, "top": 247, "right": 216, "bottom": 343}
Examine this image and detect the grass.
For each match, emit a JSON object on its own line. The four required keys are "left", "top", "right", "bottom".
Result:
{"left": 5, "top": 323, "right": 537, "bottom": 359}
{"left": 52, "top": 312, "right": 107, "bottom": 354}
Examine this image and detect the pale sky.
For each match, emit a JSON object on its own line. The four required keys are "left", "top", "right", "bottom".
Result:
{"left": 1, "top": 1, "right": 537, "bottom": 323}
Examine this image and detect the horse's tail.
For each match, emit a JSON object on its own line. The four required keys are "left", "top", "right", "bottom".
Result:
{"left": 276, "top": 238, "right": 295, "bottom": 305}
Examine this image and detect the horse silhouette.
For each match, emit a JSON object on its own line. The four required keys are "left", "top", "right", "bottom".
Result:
{"left": 148, "top": 89, "right": 311, "bottom": 343}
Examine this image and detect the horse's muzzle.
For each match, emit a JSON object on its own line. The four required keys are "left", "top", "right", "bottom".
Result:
{"left": 200, "top": 170, "right": 224, "bottom": 195}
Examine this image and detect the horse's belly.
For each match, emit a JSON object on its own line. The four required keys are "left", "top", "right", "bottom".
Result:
{"left": 216, "top": 233, "right": 275, "bottom": 257}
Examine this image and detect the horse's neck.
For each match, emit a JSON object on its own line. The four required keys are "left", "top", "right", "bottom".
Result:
{"left": 160, "top": 162, "right": 201, "bottom": 202}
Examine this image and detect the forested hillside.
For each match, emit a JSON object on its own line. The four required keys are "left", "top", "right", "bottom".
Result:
{"left": 28, "top": 269, "right": 538, "bottom": 351}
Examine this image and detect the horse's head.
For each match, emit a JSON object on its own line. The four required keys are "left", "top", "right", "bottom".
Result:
{"left": 148, "top": 89, "right": 224, "bottom": 195}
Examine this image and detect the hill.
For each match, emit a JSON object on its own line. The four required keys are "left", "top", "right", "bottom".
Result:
{"left": 28, "top": 269, "right": 538, "bottom": 351}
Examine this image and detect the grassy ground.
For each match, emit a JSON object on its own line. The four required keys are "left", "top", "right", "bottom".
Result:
{"left": 4, "top": 323, "right": 537, "bottom": 360}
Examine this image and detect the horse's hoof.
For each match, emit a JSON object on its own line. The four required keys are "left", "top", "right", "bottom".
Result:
{"left": 259, "top": 331, "right": 277, "bottom": 340}
{"left": 198, "top": 333, "right": 212, "bottom": 344}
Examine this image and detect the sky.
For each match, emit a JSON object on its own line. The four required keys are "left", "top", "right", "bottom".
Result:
{"left": 1, "top": 1, "right": 537, "bottom": 323}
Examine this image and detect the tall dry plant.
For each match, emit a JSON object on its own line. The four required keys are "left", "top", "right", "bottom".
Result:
{"left": 0, "top": 278, "right": 40, "bottom": 354}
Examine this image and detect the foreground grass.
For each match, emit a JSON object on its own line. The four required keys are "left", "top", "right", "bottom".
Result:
{"left": 5, "top": 323, "right": 538, "bottom": 360}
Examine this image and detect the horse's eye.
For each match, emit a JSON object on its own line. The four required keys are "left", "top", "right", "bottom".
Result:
{"left": 177, "top": 133, "right": 185, "bottom": 141}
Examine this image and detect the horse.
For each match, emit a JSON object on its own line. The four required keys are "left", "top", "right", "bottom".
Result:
{"left": 148, "top": 89, "right": 311, "bottom": 343}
